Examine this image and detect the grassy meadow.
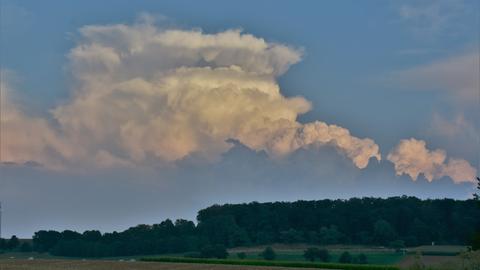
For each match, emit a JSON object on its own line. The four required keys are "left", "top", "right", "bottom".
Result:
{"left": 227, "top": 246, "right": 405, "bottom": 265}
{"left": 1, "top": 245, "right": 474, "bottom": 270}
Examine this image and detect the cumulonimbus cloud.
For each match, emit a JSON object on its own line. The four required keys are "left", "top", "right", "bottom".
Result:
{"left": 1, "top": 17, "right": 382, "bottom": 169}
{"left": 387, "top": 138, "right": 476, "bottom": 183}
{"left": 0, "top": 73, "right": 74, "bottom": 170}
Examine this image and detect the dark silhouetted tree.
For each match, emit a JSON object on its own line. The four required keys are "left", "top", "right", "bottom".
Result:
{"left": 0, "top": 239, "right": 7, "bottom": 250}
{"left": 373, "top": 220, "right": 397, "bottom": 245}
{"left": 20, "top": 242, "right": 33, "bottom": 252}
{"left": 33, "top": 230, "right": 61, "bottom": 252}
{"left": 474, "top": 177, "right": 480, "bottom": 201}
{"left": 472, "top": 177, "right": 480, "bottom": 251}
{"left": 83, "top": 230, "right": 102, "bottom": 242}
{"left": 29, "top": 197, "right": 480, "bottom": 257}
{"left": 7, "top": 236, "right": 20, "bottom": 250}
{"left": 280, "top": 229, "right": 304, "bottom": 243}
{"left": 389, "top": 240, "right": 405, "bottom": 252}
{"left": 318, "top": 226, "right": 344, "bottom": 245}
{"left": 200, "top": 244, "right": 228, "bottom": 259}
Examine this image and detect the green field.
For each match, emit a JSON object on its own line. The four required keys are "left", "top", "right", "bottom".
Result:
{"left": 0, "top": 246, "right": 405, "bottom": 265}
{"left": 228, "top": 250, "right": 404, "bottom": 265}
{"left": 142, "top": 257, "right": 400, "bottom": 270}
{"left": 1, "top": 245, "right": 473, "bottom": 270}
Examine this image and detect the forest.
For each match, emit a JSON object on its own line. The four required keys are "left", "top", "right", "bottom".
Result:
{"left": 3, "top": 196, "right": 479, "bottom": 257}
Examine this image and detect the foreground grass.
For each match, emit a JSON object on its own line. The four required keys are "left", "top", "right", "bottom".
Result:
{"left": 141, "top": 256, "right": 400, "bottom": 270}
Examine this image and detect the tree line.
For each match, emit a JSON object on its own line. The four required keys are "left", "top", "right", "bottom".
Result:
{"left": 1, "top": 196, "right": 479, "bottom": 257}
{"left": 197, "top": 196, "right": 479, "bottom": 248}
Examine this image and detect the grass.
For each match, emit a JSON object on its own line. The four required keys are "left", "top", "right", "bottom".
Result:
{"left": 0, "top": 245, "right": 467, "bottom": 270}
{"left": 0, "top": 249, "right": 405, "bottom": 265}
{"left": 0, "top": 252, "right": 59, "bottom": 260}
{"left": 406, "top": 245, "right": 467, "bottom": 256}
{"left": 228, "top": 250, "right": 405, "bottom": 265}
{"left": 141, "top": 256, "right": 401, "bottom": 270}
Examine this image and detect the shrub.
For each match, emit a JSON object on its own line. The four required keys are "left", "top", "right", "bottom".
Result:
{"left": 356, "top": 253, "right": 367, "bottom": 264}
{"left": 339, "top": 251, "right": 352, "bottom": 263}
{"left": 260, "top": 246, "right": 276, "bottom": 260}
{"left": 237, "top": 252, "right": 246, "bottom": 259}
{"left": 303, "top": 247, "right": 330, "bottom": 262}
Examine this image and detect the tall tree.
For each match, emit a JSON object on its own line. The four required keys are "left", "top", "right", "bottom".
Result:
{"left": 474, "top": 177, "right": 480, "bottom": 201}
{"left": 472, "top": 177, "right": 480, "bottom": 250}
{"left": 373, "top": 220, "right": 397, "bottom": 245}
{"left": 7, "top": 235, "right": 20, "bottom": 250}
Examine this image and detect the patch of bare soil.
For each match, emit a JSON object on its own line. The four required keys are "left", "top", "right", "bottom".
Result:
{"left": 0, "top": 259, "right": 328, "bottom": 270}
{"left": 398, "top": 255, "right": 460, "bottom": 268}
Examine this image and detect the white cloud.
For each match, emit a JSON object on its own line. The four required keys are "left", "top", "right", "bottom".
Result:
{"left": 387, "top": 138, "right": 476, "bottom": 183}
{"left": 1, "top": 18, "right": 381, "bottom": 170}
{"left": 388, "top": 51, "right": 479, "bottom": 172}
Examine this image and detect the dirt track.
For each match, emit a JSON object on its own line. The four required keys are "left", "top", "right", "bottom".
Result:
{"left": 0, "top": 259, "right": 327, "bottom": 270}
{"left": 397, "top": 255, "right": 459, "bottom": 268}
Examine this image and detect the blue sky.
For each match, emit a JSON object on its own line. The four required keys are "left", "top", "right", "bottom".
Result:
{"left": 0, "top": 0, "right": 479, "bottom": 237}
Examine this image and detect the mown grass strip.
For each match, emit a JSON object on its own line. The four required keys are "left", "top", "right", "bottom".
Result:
{"left": 140, "top": 256, "right": 400, "bottom": 270}
{"left": 405, "top": 251, "right": 460, "bottom": 256}
{"left": 420, "top": 251, "right": 460, "bottom": 256}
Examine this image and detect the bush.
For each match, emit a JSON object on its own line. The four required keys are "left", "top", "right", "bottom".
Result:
{"left": 356, "top": 253, "right": 367, "bottom": 264}
{"left": 339, "top": 251, "right": 352, "bottom": 263}
{"left": 237, "top": 252, "right": 246, "bottom": 259}
{"left": 303, "top": 247, "right": 330, "bottom": 262}
{"left": 260, "top": 246, "right": 276, "bottom": 260}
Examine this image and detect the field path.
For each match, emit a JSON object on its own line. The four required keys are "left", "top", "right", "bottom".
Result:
{"left": 0, "top": 259, "right": 332, "bottom": 270}
{"left": 397, "top": 255, "right": 459, "bottom": 268}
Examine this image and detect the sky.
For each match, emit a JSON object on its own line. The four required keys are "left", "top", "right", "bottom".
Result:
{"left": 0, "top": 0, "right": 479, "bottom": 238}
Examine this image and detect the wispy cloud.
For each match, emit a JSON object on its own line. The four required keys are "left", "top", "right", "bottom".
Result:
{"left": 388, "top": 50, "right": 479, "bottom": 104}
{"left": 397, "top": 0, "right": 473, "bottom": 38}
